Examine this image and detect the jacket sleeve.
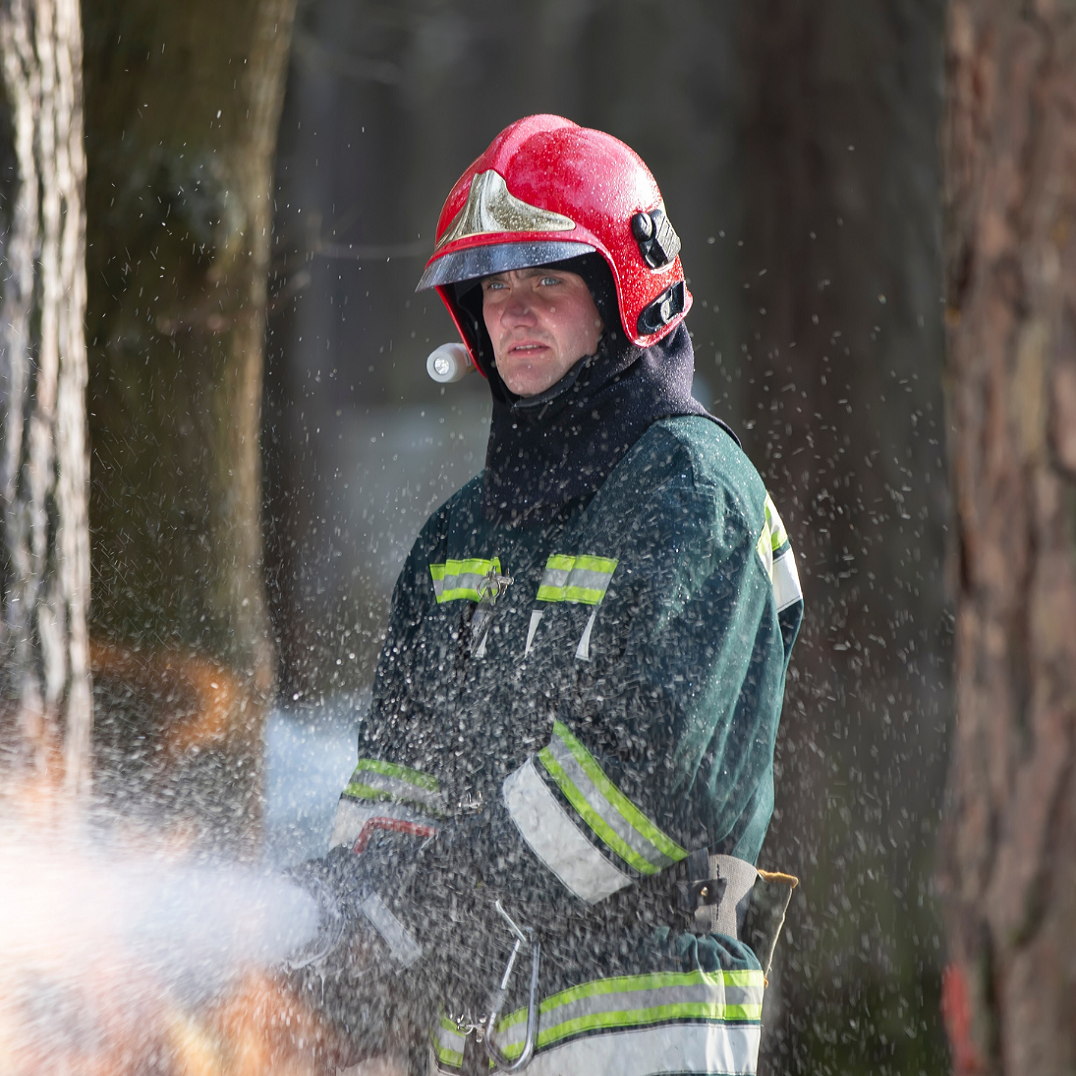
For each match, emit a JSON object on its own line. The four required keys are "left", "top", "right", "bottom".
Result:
{"left": 328, "top": 505, "right": 451, "bottom": 854}
{"left": 499, "top": 477, "right": 800, "bottom": 905}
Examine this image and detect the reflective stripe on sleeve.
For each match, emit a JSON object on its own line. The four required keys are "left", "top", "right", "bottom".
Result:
{"left": 537, "top": 721, "right": 686, "bottom": 876}
{"left": 538, "top": 723, "right": 684, "bottom": 875}
{"left": 757, "top": 494, "right": 802, "bottom": 610}
{"left": 503, "top": 756, "right": 631, "bottom": 904}
{"left": 341, "top": 758, "right": 446, "bottom": 817}
{"left": 429, "top": 557, "right": 503, "bottom": 603}
{"left": 490, "top": 969, "right": 764, "bottom": 1074}
{"left": 430, "top": 1015, "right": 467, "bottom": 1071}
{"left": 772, "top": 547, "right": 802, "bottom": 612}
{"left": 536, "top": 554, "right": 618, "bottom": 605}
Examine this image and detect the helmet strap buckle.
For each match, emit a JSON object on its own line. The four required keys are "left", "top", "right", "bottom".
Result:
{"left": 631, "top": 208, "right": 682, "bottom": 269}
{"left": 636, "top": 280, "right": 687, "bottom": 336}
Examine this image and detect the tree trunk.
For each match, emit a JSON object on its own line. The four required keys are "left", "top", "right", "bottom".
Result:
{"left": 737, "top": 3, "right": 952, "bottom": 1073}
{"left": 940, "top": 2, "right": 1076, "bottom": 1073}
{"left": 81, "top": 0, "right": 295, "bottom": 850}
{"left": 0, "top": 0, "right": 92, "bottom": 797}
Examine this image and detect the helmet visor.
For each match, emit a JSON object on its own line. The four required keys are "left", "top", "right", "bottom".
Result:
{"left": 415, "top": 240, "right": 596, "bottom": 292}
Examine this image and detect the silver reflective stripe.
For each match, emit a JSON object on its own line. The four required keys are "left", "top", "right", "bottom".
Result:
{"left": 773, "top": 547, "right": 802, "bottom": 612}
{"left": 495, "top": 974, "right": 764, "bottom": 1053}
{"left": 541, "top": 565, "right": 570, "bottom": 590}
{"left": 525, "top": 609, "right": 543, "bottom": 656}
{"left": 575, "top": 609, "right": 597, "bottom": 661}
{"left": 329, "top": 797, "right": 441, "bottom": 850}
{"left": 359, "top": 893, "right": 423, "bottom": 968}
{"left": 503, "top": 757, "right": 631, "bottom": 904}
{"left": 542, "top": 733, "right": 676, "bottom": 873}
{"left": 491, "top": 1022, "right": 761, "bottom": 1076}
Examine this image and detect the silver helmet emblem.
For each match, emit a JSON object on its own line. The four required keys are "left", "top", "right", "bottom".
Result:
{"left": 436, "top": 170, "right": 576, "bottom": 250}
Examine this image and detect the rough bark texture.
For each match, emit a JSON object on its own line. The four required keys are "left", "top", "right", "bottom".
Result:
{"left": 81, "top": 0, "right": 295, "bottom": 849}
{"left": 0, "top": 0, "right": 92, "bottom": 796}
{"left": 737, "top": 3, "right": 952, "bottom": 1073}
{"left": 940, "top": 2, "right": 1076, "bottom": 1073}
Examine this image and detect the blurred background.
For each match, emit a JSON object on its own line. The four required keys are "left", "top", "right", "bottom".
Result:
{"left": 0, "top": 0, "right": 953, "bottom": 1073}
{"left": 261, "top": 3, "right": 951, "bottom": 1074}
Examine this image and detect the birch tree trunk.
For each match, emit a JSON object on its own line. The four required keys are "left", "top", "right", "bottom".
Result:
{"left": 0, "top": 0, "right": 92, "bottom": 797}
{"left": 940, "top": 2, "right": 1076, "bottom": 1073}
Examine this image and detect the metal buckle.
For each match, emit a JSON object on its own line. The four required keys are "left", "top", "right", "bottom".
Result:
{"left": 484, "top": 900, "right": 541, "bottom": 1073}
{"left": 476, "top": 566, "right": 513, "bottom": 604}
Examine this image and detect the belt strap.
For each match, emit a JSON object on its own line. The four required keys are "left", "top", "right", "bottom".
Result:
{"left": 678, "top": 850, "right": 759, "bottom": 938}
{"left": 677, "top": 850, "right": 798, "bottom": 977}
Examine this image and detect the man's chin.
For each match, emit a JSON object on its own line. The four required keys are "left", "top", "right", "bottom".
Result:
{"left": 500, "top": 367, "right": 557, "bottom": 397}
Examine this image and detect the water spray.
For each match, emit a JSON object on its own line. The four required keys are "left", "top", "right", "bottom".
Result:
{"left": 0, "top": 823, "right": 322, "bottom": 1074}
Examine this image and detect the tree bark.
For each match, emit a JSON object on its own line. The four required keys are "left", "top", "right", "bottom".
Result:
{"left": 940, "top": 2, "right": 1076, "bottom": 1073}
{"left": 81, "top": 0, "right": 295, "bottom": 849}
{"left": 0, "top": 0, "right": 92, "bottom": 797}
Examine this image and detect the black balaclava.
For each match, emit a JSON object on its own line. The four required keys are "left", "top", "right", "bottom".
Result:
{"left": 454, "top": 253, "right": 736, "bottom": 525}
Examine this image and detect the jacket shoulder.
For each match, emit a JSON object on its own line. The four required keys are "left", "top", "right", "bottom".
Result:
{"left": 625, "top": 416, "right": 767, "bottom": 515}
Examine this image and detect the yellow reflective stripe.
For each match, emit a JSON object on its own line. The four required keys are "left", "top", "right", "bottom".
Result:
{"left": 537, "top": 554, "right": 618, "bottom": 604}
{"left": 353, "top": 757, "right": 439, "bottom": 792}
{"left": 759, "top": 495, "right": 796, "bottom": 590}
{"left": 495, "top": 1004, "right": 762, "bottom": 1058}
{"left": 764, "top": 494, "right": 788, "bottom": 551}
{"left": 342, "top": 759, "right": 446, "bottom": 816}
{"left": 552, "top": 721, "right": 686, "bottom": 863}
{"left": 429, "top": 557, "right": 502, "bottom": 603}
{"left": 756, "top": 526, "right": 773, "bottom": 580}
{"left": 539, "top": 746, "right": 655, "bottom": 875}
{"left": 501, "top": 968, "right": 764, "bottom": 1022}
{"left": 545, "top": 554, "right": 575, "bottom": 572}
{"left": 563, "top": 585, "right": 605, "bottom": 604}
{"left": 447, "top": 556, "right": 501, "bottom": 576}
{"left": 493, "top": 968, "right": 766, "bottom": 1058}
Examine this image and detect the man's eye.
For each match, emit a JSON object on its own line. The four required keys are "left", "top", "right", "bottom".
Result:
{"left": 539, "top": 276, "right": 561, "bottom": 286}
{"left": 484, "top": 280, "right": 506, "bottom": 291}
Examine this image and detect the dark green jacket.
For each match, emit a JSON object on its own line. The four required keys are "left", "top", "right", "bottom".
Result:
{"left": 330, "top": 415, "right": 802, "bottom": 1073}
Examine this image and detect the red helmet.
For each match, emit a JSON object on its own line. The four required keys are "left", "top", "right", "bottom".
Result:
{"left": 416, "top": 114, "right": 692, "bottom": 371}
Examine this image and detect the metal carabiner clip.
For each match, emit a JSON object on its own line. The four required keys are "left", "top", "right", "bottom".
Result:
{"left": 484, "top": 900, "right": 541, "bottom": 1073}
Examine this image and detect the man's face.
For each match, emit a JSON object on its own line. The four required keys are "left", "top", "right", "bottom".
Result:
{"left": 481, "top": 267, "right": 604, "bottom": 397}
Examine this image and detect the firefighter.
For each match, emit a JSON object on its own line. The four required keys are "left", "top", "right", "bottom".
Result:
{"left": 293, "top": 114, "right": 803, "bottom": 1076}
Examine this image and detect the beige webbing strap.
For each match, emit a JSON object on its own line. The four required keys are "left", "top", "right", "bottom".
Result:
{"left": 694, "top": 854, "right": 760, "bottom": 938}
{"left": 742, "top": 869, "right": 799, "bottom": 978}
{"left": 682, "top": 854, "right": 799, "bottom": 979}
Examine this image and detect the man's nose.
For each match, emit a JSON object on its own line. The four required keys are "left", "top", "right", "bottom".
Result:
{"left": 502, "top": 289, "right": 536, "bottom": 322}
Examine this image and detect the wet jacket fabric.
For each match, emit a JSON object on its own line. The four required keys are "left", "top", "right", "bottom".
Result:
{"left": 330, "top": 414, "right": 802, "bottom": 1076}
